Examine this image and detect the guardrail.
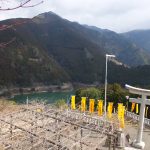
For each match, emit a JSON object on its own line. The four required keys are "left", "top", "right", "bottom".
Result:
{"left": 126, "top": 111, "right": 150, "bottom": 126}
{"left": 66, "top": 110, "right": 120, "bottom": 131}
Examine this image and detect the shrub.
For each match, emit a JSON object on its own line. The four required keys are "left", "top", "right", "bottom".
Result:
{"left": 55, "top": 99, "right": 68, "bottom": 109}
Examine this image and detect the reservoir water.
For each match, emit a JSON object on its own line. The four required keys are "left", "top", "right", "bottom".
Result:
{"left": 12, "top": 91, "right": 74, "bottom": 104}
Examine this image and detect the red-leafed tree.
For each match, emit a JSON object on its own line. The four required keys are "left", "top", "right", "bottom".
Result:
{"left": 0, "top": 0, "right": 43, "bottom": 48}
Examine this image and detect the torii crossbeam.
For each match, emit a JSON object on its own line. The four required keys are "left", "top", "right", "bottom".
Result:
{"left": 125, "top": 84, "right": 150, "bottom": 149}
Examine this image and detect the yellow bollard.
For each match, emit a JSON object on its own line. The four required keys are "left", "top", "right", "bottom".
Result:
{"left": 71, "top": 95, "right": 76, "bottom": 110}
{"left": 136, "top": 104, "right": 139, "bottom": 114}
{"left": 109, "top": 102, "right": 113, "bottom": 113}
{"left": 81, "top": 97, "right": 86, "bottom": 112}
{"left": 131, "top": 102, "right": 135, "bottom": 112}
{"left": 120, "top": 118, "right": 125, "bottom": 129}
{"left": 118, "top": 103, "right": 123, "bottom": 119}
{"left": 89, "top": 99, "right": 95, "bottom": 114}
{"left": 117, "top": 104, "right": 125, "bottom": 128}
{"left": 120, "top": 106, "right": 125, "bottom": 129}
{"left": 98, "top": 100, "right": 103, "bottom": 116}
{"left": 107, "top": 102, "right": 113, "bottom": 119}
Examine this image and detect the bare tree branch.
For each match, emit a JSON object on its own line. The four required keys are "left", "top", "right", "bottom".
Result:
{"left": 0, "top": 0, "right": 44, "bottom": 48}
{"left": 0, "top": 0, "right": 43, "bottom": 11}
{"left": 22, "top": 1, "right": 44, "bottom": 8}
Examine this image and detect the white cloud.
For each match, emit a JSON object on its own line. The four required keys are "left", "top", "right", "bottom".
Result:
{"left": 1, "top": 0, "right": 150, "bottom": 32}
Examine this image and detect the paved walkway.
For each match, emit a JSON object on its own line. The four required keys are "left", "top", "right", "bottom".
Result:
{"left": 124, "top": 121, "right": 150, "bottom": 150}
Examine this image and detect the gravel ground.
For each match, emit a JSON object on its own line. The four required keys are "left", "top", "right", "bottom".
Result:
{"left": 0, "top": 103, "right": 150, "bottom": 150}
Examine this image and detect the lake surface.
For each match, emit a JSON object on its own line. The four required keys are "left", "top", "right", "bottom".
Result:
{"left": 12, "top": 91, "right": 74, "bottom": 104}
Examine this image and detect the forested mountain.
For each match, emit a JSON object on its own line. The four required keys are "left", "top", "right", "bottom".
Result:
{"left": 1, "top": 12, "right": 150, "bottom": 87}
{"left": 83, "top": 25, "right": 150, "bottom": 66}
{"left": 122, "top": 29, "right": 150, "bottom": 53}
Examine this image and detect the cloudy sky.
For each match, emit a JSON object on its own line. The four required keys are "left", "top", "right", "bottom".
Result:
{"left": 1, "top": 0, "right": 150, "bottom": 33}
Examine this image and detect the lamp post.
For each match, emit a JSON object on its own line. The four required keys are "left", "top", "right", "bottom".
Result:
{"left": 104, "top": 54, "right": 116, "bottom": 118}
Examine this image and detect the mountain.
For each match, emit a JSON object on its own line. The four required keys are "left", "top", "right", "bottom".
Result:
{"left": 122, "top": 30, "right": 150, "bottom": 53}
{"left": 0, "top": 18, "right": 70, "bottom": 87}
{"left": 83, "top": 25, "right": 150, "bottom": 66}
{"left": 0, "top": 13, "right": 106, "bottom": 86}
{"left": 1, "top": 12, "right": 150, "bottom": 88}
{"left": 32, "top": 12, "right": 150, "bottom": 67}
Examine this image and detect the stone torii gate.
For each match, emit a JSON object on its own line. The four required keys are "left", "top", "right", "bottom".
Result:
{"left": 125, "top": 84, "right": 150, "bottom": 149}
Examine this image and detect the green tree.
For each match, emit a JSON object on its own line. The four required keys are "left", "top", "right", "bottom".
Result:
{"left": 75, "top": 83, "right": 129, "bottom": 109}
{"left": 100, "top": 83, "right": 129, "bottom": 108}
{"left": 75, "top": 87, "right": 102, "bottom": 103}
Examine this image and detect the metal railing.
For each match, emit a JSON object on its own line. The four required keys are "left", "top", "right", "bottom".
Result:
{"left": 126, "top": 111, "right": 150, "bottom": 126}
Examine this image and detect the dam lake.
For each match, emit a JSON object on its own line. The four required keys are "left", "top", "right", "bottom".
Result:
{"left": 12, "top": 91, "right": 74, "bottom": 104}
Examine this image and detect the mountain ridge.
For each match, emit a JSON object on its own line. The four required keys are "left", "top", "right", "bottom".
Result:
{"left": 122, "top": 29, "right": 150, "bottom": 53}
{"left": 1, "top": 12, "right": 150, "bottom": 87}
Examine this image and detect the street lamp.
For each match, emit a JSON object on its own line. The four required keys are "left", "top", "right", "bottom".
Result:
{"left": 104, "top": 54, "right": 116, "bottom": 118}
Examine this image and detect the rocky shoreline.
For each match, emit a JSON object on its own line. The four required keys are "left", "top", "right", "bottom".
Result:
{"left": 0, "top": 83, "right": 73, "bottom": 98}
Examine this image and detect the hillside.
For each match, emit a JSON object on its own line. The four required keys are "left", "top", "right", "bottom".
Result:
{"left": 122, "top": 29, "right": 150, "bottom": 53}
{"left": 0, "top": 18, "right": 70, "bottom": 87}
{"left": 1, "top": 12, "right": 150, "bottom": 87}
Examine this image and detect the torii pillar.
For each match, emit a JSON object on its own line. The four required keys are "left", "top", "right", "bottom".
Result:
{"left": 125, "top": 84, "right": 150, "bottom": 149}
